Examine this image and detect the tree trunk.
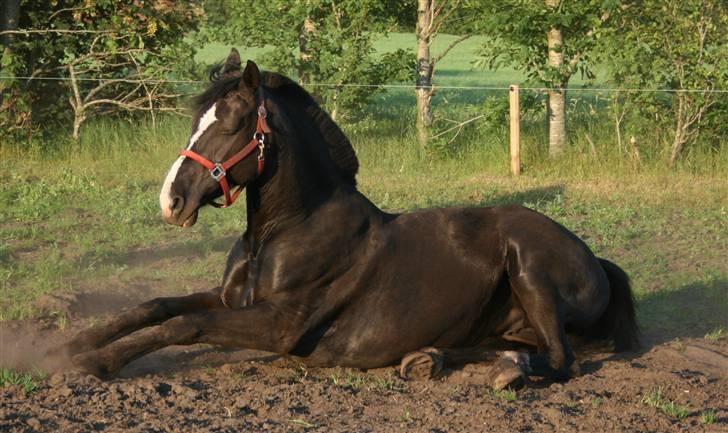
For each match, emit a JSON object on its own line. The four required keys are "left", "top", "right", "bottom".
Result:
{"left": 669, "top": 92, "right": 687, "bottom": 167}
{"left": 1, "top": 0, "right": 20, "bottom": 49}
{"left": 547, "top": 87, "right": 566, "bottom": 157}
{"left": 72, "top": 111, "right": 84, "bottom": 141}
{"left": 546, "top": 0, "right": 566, "bottom": 157}
{"left": 415, "top": 0, "right": 433, "bottom": 148}
{"left": 68, "top": 65, "right": 84, "bottom": 141}
{"left": 298, "top": 16, "right": 315, "bottom": 86}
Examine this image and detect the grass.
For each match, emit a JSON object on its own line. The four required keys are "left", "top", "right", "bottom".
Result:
{"left": 704, "top": 327, "right": 725, "bottom": 341}
{"left": 329, "top": 369, "right": 407, "bottom": 393}
{"left": 487, "top": 387, "right": 518, "bottom": 402}
{"left": 641, "top": 388, "right": 692, "bottom": 420}
{"left": 0, "top": 368, "right": 44, "bottom": 394}
{"left": 287, "top": 418, "right": 316, "bottom": 428}
{"left": 700, "top": 409, "right": 718, "bottom": 425}
{"left": 398, "top": 409, "right": 414, "bottom": 425}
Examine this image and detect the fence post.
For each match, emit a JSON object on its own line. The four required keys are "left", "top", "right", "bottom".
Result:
{"left": 509, "top": 84, "right": 520, "bottom": 176}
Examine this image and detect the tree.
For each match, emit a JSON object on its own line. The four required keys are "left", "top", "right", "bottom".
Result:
{"left": 0, "top": 0, "right": 202, "bottom": 142}
{"left": 0, "top": 0, "right": 26, "bottom": 136}
{"left": 601, "top": 0, "right": 727, "bottom": 166}
{"left": 414, "top": 0, "right": 471, "bottom": 148}
{"left": 201, "top": 0, "right": 412, "bottom": 121}
{"left": 476, "top": 1, "right": 618, "bottom": 157}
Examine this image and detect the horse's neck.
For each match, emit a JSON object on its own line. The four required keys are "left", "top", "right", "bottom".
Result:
{"left": 245, "top": 181, "right": 380, "bottom": 260}
{"left": 243, "top": 143, "right": 334, "bottom": 253}
{"left": 243, "top": 102, "right": 363, "bottom": 252}
{"left": 244, "top": 184, "right": 301, "bottom": 255}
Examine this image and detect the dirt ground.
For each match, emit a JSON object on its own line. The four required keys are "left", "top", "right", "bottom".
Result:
{"left": 1, "top": 288, "right": 726, "bottom": 433}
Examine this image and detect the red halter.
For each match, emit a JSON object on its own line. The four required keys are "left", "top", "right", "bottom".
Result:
{"left": 180, "top": 99, "right": 271, "bottom": 208}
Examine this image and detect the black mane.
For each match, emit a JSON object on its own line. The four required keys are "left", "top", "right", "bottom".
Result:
{"left": 195, "top": 64, "right": 359, "bottom": 187}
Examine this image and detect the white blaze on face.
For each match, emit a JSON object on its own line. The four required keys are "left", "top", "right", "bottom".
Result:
{"left": 159, "top": 103, "right": 218, "bottom": 218}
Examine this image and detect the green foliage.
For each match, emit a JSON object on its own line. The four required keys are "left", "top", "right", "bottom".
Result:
{"left": 704, "top": 326, "right": 725, "bottom": 341}
{"left": 599, "top": 0, "right": 727, "bottom": 163}
{"left": 474, "top": 0, "right": 615, "bottom": 86}
{"left": 0, "top": 0, "right": 203, "bottom": 143}
{"left": 0, "top": 368, "right": 43, "bottom": 394}
{"left": 329, "top": 369, "right": 407, "bottom": 392}
{"left": 487, "top": 387, "right": 517, "bottom": 402}
{"left": 641, "top": 388, "right": 692, "bottom": 419}
{"left": 200, "top": 0, "right": 414, "bottom": 120}
{"left": 700, "top": 409, "right": 718, "bottom": 425}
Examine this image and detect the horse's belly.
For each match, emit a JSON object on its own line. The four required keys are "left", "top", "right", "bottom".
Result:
{"left": 294, "top": 282, "right": 500, "bottom": 368}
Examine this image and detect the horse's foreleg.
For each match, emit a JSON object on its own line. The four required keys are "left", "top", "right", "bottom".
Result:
{"left": 65, "top": 287, "right": 225, "bottom": 355}
{"left": 71, "top": 302, "right": 305, "bottom": 377}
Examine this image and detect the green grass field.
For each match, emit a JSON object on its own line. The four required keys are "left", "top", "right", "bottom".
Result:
{"left": 0, "top": 34, "right": 725, "bottom": 342}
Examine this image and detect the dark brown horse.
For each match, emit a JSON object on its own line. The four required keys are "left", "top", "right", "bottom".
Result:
{"left": 66, "top": 49, "right": 639, "bottom": 389}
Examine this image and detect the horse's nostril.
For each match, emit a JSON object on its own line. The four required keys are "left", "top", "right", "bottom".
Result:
{"left": 170, "top": 195, "right": 184, "bottom": 215}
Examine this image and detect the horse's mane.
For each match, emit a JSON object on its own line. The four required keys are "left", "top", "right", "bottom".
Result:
{"left": 195, "top": 65, "right": 359, "bottom": 187}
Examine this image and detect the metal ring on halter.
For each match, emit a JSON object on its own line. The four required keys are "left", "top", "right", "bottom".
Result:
{"left": 209, "top": 163, "right": 226, "bottom": 181}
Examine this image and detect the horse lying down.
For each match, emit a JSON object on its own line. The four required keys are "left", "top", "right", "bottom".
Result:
{"left": 65, "top": 50, "right": 639, "bottom": 389}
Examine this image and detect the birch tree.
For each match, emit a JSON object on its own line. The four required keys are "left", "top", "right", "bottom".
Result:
{"left": 476, "top": 1, "right": 617, "bottom": 157}
{"left": 414, "top": 0, "right": 471, "bottom": 148}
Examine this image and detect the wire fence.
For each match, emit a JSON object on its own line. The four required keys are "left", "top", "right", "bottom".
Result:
{"left": 0, "top": 75, "right": 726, "bottom": 94}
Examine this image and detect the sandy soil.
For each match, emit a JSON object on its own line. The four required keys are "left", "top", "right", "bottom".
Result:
{"left": 1, "top": 290, "right": 726, "bottom": 433}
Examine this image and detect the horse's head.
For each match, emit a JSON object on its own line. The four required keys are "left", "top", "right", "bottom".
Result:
{"left": 159, "top": 49, "right": 267, "bottom": 227}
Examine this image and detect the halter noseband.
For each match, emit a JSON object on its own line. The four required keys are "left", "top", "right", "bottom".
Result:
{"left": 180, "top": 97, "right": 271, "bottom": 208}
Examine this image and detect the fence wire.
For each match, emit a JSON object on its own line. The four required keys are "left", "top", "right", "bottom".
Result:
{"left": 0, "top": 75, "right": 726, "bottom": 94}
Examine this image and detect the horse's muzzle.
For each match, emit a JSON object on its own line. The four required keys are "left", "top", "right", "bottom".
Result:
{"left": 161, "top": 195, "right": 199, "bottom": 227}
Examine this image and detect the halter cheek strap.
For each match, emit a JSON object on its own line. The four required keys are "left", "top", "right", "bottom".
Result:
{"left": 180, "top": 98, "right": 271, "bottom": 208}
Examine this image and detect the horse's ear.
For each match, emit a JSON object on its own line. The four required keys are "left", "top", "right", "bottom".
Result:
{"left": 222, "top": 48, "right": 241, "bottom": 75}
{"left": 241, "top": 60, "right": 261, "bottom": 90}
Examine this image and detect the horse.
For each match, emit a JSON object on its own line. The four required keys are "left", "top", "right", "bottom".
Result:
{"left": 65, "top": 48, "right": 639, "bottom": 389}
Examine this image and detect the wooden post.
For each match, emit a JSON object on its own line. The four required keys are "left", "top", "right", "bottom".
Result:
{"left": 509, "top": 84, "right": 521, "bottom": 175}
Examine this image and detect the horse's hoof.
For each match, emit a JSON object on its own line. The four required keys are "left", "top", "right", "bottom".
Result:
{"left": 71, "top": 352, "right": 110, "bottom": 379}
{"left": 64, "top": 339, "right": 93, "bottom": 357}
{"left": 399, "top": 347, "right": 444, "bottom": 380}
{"left": 498, "top": 350, "right": 532, "bottom": 374}
{"left": 487, "top": 357, "right": 527, "bottom": 390}
{"left": 569, "top": 361, "right": 582, "bottom": 377}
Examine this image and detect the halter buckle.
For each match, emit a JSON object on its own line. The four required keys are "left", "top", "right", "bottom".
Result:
{"left": 210, "top": 163, "right": 226, "bottom": 181}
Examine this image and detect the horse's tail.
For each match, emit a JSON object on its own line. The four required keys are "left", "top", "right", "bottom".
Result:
{"left": 592, "top": 258, "right": 641, "bottom": 351}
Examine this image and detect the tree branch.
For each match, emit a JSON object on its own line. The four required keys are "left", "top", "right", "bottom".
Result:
{"left": 433, "top": 34, "right": 471, "bottom": 64}
{"left": 430, "top": 114, "right": 485, "bottom": 140}
{"left": 0, "top": 29, "right": 115, "bottom": 35}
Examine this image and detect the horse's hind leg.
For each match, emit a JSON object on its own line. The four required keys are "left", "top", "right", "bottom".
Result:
{"left": 399, "top": 344, "right": 530, "bottom": 390}
{"left": 509, "top": 273, "right": 575, "bottom": 380}
{"left": 65, "top": 287, "right": 225, "bottom": 355}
